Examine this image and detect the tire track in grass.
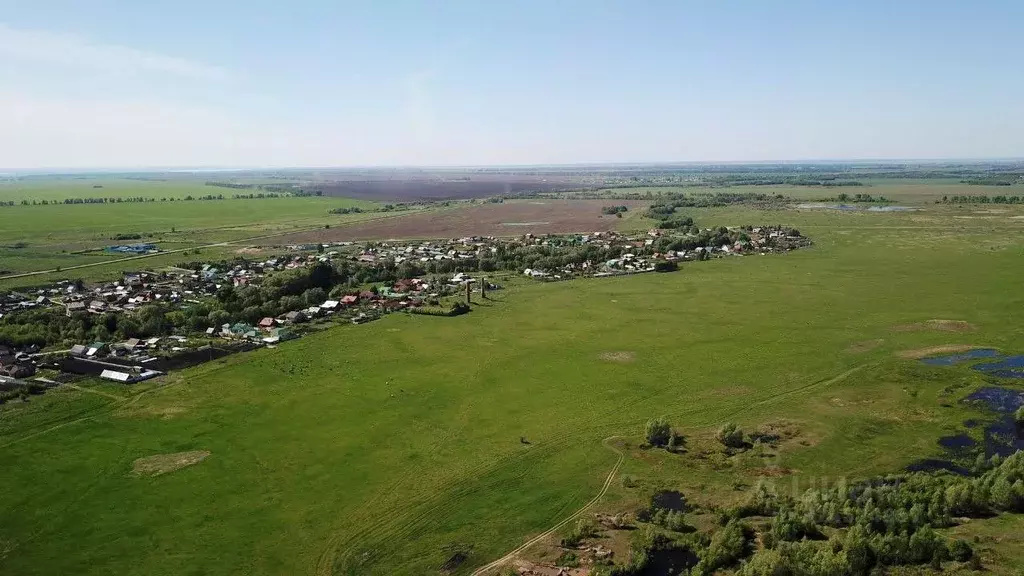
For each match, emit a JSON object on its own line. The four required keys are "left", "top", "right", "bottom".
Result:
{"left": 64, "top": 383, "right": 123, "bottom": 401}
{"left": 328, "top": 435, "right": 613, "bottom": 576}
{"left": 460, "top": 364, "right": 873, "bottom": 576}
{"left": 316, "top": 437, "right": 570, "bottom": 576}
{"left": 723, "top": 363, "right": 873, "bottom": 420}
{"left": 319, "top": 417, "right": 638, "bottom": 576}
{"left": 313, "top": 395, "right": 658, "bottom": 576}
{"left": 316, "top": 386, "right": 705, "bottom": 575}
{"left": 0, "top": 374, "right": 191, "bottom": 450}
{"left": 469, "top": 436, "right": 625, "bottom": 576}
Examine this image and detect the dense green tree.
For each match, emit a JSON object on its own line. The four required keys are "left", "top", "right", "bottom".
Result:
{"left": 716, "top": 423, "right": 745, "bottom": 448}
{"left": 645, "top": 416, "right": 672, "bottom": 447}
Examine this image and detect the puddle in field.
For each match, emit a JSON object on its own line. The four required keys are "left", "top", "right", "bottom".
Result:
{"left": 907, "top": 352, "right": 1024, "bottom": 473}
{"left": 938, "top": 434, "right": 977, "bottom": 450}
{"left": 965, "top": 386, "right": 1024, "bottom": 413}
{"left": 908, "top": 386, "right": 1024, "bottom": 473}
{"left": 643, "top": 546, "right": 700, "bottom": 575}
{"left": 651, "top": 490, "right": 687, "bottom": 512}
{"left": 973, "top": 356, "right": 1024, "bottom": 379}
{"left": 963, "top": 387, "right": 1024, "bottom": 458}
{"left": 920, "top": 349, "right": 1000, "bottom": 366}
{"left": 906, "top": 459, "right": 971, "bottom": 476}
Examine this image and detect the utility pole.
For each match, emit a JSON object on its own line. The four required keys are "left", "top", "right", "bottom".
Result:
{"left": 480, "top": 276, "right": 486, "bottom": 299}
{"left": 465, "top": 281, "right": 471, "bottom": 303}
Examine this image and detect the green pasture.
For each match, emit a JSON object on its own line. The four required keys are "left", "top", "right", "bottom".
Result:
{"left": 0, "top": 194, "right": 395, "bottom": 285}
{"left": 0, "top": 178, "right": 265, "bottom": 201}
{"left": 1, "top": 200, "right": 1024, "bottom": 574}
{"left": 0, "top": 196, "right": 378, "bottom": 246}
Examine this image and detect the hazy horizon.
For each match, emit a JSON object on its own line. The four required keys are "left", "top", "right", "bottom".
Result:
{"left": 2, "top": 1, "right": 1023, "bottom": 170}
{"left": 5, "top": 156, "right": 1024, "bottom": 177}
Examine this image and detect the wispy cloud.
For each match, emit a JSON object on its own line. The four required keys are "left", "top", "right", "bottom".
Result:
{"left": 0, "top": 23, "right": 227, "bottom": 81}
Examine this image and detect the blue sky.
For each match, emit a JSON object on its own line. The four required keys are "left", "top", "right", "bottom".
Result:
{"left": 1, "top": 0, "right": 1022, "bottom": 168}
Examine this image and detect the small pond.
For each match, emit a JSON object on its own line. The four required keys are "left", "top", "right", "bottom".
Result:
{"left": 973, "top": 355, "right": 1024, "bottom": 379}
{"left": 938, "top": 434, "right": 977, "bottom": 450}
{"left": 650, "top": 490, "right": 687, "bottom": 512}
{"left": 642, "top": 546, "right": 699, "bottom": 576}
{"left": 906, "top": 459, "right": 971, "bottom": 476}
{"left": 920, "top": 349, "right": 1000, "bottom": 366}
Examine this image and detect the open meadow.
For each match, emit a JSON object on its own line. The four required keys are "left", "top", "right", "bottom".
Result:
{"left": 0, "top": 184, "right": 397, "bottom": 287}
{"left": 2, "top": 185, "right": 1024, "bottom": 574}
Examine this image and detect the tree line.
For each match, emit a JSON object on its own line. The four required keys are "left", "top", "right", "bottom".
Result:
{"left": 6, "top": 191, "right": 329, "bottom": 207}
{"left": 328, "top": 203, "right": 408, "bottom": 215}
{"left": 960, "top": 178, "right": 1019, "bottom": 186}
{"left": 205, "top": 182, "right": 325, "bottom": 196}
{"left": 940, "top": 194, "right": 1024, "bottom": 204}
{"left": 835, "top": 193, "right": 891, "bottom": 203}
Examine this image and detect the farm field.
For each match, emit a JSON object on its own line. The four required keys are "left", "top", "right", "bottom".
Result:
{"left": 0, "top": 196, "right": 402, "bottom": 286}
{"left": 314, "top": 173, "right": 587, "bottom": 201}
{"left": 268, "top": 199, "right": 647, "bottom": 243}
{"left": 2, "top": 196, "right": 1024, "bottom": 575}
{"left": 582, "top": 182, "right": 1018, "bottom": 203}
{"left": 0, "top": 197, "right": 380, "bottom": 248}
{"left": 0, "top": 178, "right": 221, "bottom": 201}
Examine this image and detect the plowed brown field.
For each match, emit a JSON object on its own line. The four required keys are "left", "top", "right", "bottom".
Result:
{"left": 269, "top": 200, "right": 645, "bottom": 243}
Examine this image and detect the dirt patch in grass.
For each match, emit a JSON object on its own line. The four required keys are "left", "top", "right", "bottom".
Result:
{"left": 892, "top": 319, "right": 977, "bottom": 333}
{"left": 116, "top": 405, "right": 188, "bottom": 419}
{"left": 846, "top": 339, "right": 884, "bottom": 354}
{"left": 511, "top": 559, "right": 588, "bottom": 576}
{"left": 599, "top": 351, "right": 636, "bottom": 363}
{"left": 752, "top": 420, "right": 802, "bottom": 444}
{"left": 751, "top": 466, "right": 796, "bottom": 477}
{"left": 708, "top": 385, "right": 753, "bottom": 397}
{"left": 132, "top": 450, "right": 210, "bottom": 477}
{"left": 439, "top": 543, "right": 474, "bottom": 574}
{"left": 896, "top": 344, "right": 990, "bottom": 360}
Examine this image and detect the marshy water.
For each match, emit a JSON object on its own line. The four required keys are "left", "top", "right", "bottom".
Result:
{"left": 906, "top": 351, "right": 1024, "bottom": 474}
{"left": 972, "top": 355, "right": 1024, "bottom": 379}
{"left": 920, "top": 348, "right": 1000, "bottom": 366}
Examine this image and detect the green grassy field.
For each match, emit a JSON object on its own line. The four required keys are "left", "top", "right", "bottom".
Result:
{"left": 0, "top": 178, "right": 270, "bottom": 201}
{"left": 0, "top": 194, "right": 404, "bottom": 288}
{"left": 0, "top": 197, "right": 379, "bottom": 247}
{"left": 2, "top": 193, "right": 1024, "bottom": 574}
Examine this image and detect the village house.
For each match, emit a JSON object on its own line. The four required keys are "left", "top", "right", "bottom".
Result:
{"left": 65, "top": 301, "right": 86, "bottom": 316}
{"left": 283, "top": 310, "right": 307, "bottom": 324}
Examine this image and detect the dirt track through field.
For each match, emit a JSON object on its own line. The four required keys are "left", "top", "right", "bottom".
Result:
{"left": 314, "top": 363, "right": 873, "bottom": 576}
{"left": 468, "top": 436, "right": 625, "bottom": 576}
